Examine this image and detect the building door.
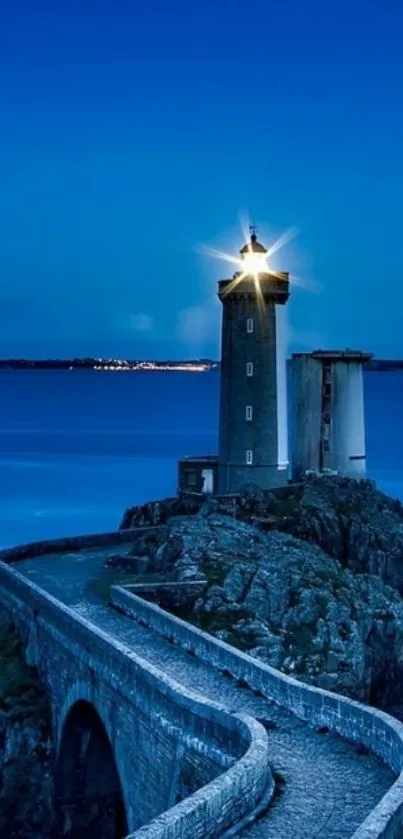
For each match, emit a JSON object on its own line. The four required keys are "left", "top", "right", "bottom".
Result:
{"left": 201, "top": 469, "right": 214, "bottom": 494}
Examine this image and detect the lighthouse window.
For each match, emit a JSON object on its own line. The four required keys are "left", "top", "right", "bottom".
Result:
{"left": 246, "top": 362, "right": 254, "bottom": 377}
{"left": 322, "top": 423, "right": 330, "bottom": 441}
{"left": 246, "top": 318, "right": 254, "bottom": 333}
{"left": 246, "top": 405, "right": 253, "bottom": 421}
{"left": 246, "top": 449, "right": 253, "bottom": 465}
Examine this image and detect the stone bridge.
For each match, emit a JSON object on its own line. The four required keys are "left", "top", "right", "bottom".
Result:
{"left": 1, "top": 528, "right": 403, "bottom": 839}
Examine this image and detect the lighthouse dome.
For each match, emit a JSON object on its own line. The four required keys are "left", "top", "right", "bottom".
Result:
{"left": 239, "top": 231, "right": 267, "bottom": 256}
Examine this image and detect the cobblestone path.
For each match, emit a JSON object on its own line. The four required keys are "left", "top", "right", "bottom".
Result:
{"left": 16, "top": 545, "right": 396, "bottom": 839}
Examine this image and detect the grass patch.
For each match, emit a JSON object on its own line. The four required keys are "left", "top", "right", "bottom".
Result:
{"left": 314, "top": 592, "right": 329, "bottom": 620}
{"left": 86, "top": 569, "right": 173, "bottom": 602}
{"left": 172, "top": 607, "right": 260, "bottom": 653}
{"left": 193, "top": 608, "right": 250, "bottom": 633}
{"left": 312, "top": 568, "right": 333, "bottom": 584}
{"left": 283, "top": 622, "right": 317, "bottom": 672}
{"left": 201, "top": 552, "right": 263, "bottom": 586}
{"left": 337, "top": 500, "right": 364, "bottom": 517}
{"left": 225, "top": 629, "right": 259, "bottom": 652}
{"left": 312, "top": 567, "right": 347, "bottom": 593}
{"left": 200, "top": 555, "right": 228, "bottom": 586}
{"left": 270, "top": 496, "right": 301, "bottom": 518}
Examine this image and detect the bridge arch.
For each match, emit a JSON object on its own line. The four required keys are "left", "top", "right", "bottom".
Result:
{"left": 54, "top": 698, "right": 128, "bottom": 839}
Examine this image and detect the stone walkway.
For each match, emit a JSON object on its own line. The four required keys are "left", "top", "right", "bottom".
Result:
{"left": 16, "top": 545, "right": 396, "bottom": 839}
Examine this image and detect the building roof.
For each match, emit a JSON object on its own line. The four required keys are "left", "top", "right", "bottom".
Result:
{"left": 239, "top": 232, "right": 267, "bottom": 255}
{"left": 178, "top": 455, "right": 218, "bottom": 463}
{"left": 292, "top": 349, "right": 373, "bottom": 362}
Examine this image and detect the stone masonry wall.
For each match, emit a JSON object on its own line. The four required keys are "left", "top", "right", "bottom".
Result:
{"left": 218, "top": 297, "right": 281, "bottom": 493}
{"left": 111, "top": 584, "right": 403, "bottom": 839}
{"left": 0, "top": 548, "right": 270, "bottom": 839}
{"left": 0, "top": 527, "right": 162, "bottom": 563}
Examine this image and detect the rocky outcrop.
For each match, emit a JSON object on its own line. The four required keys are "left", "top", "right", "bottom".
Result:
{"left": 120, "top": 497, "right": 202, "bottom": 529}
{"left": 243, "top": 477, "right": 403, "bottom": 595}
{"left": 113, "top": 504, "right": 403, "bottom": 706}
{"left": 0, "top": 624, "right": 54, "bottom": 838}
{"left": 121, "top": 477, "right": 403, "bottom": 593}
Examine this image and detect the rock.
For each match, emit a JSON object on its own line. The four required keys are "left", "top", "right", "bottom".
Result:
{"left": 198, "top": 499, "right": 218, "bottom": 518}
{"left": 120, "top": 497, "right": 202, "bottom": 529}
{"left": 122, "top": 498, "right": 403, "bottom": 705}
{"left": 153, "top": 535, "right": 183, "bottom": 570}
{"left": 129, "top": 529, "right": 168, "bottom": 558}
{"left": 175, "top": 551, "right": 203, "bottom": 583}
{"left": 237, "top": 482, "right": 266, "bottom": 517}
{"left": 178, "top": 567, "right": 202, "bottom": 583}
{"left": 0, "top": 624, "right": 54, "bottom": 838}
{"left": 141, "top": 582, "right": 206, "bottom": 612}
{"left": 203, "top": 585, "right": 229, "bottom": 612}
{"left": 116, "top": 477, "right": 403, "bottom": 707}
{"left": 254, "top": 476, "right": 403, "bottom": 596}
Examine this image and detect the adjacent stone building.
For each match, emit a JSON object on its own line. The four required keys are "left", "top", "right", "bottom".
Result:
{"left": 177, "top": 456, "right": 218, "bottom": 497}
{"left": 291, "top": 349, "right": 372, "bottom": 479}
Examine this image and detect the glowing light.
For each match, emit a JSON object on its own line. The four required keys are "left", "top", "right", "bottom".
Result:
{"left": 198, "top": 218, "right": 299, "bottom": 296}
{"left": 241, "top": 250, "right": 268, "bottom": 277}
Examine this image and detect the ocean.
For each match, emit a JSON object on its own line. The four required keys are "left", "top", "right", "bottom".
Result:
{"left": 0, "top": 370, "right": 402, "bottom": 549}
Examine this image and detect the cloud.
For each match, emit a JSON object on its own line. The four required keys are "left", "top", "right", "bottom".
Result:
{"left": 176, "top": 297, "right": 221, "bottom": 356}
{"left": 176, "top": 298, "right": 219, "bottom": 343}
{"left": 129, "top": 313, "right": 154, "bottom": 332}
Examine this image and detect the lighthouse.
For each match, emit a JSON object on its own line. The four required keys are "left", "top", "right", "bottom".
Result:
{"left": 217, "top": 228, "right": 290, "bottom": 493}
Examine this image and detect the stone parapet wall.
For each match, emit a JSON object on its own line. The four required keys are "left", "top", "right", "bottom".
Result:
{"left": 128, "top": 715, "right": 273, "bottom": 839}
{"left": 112, "top": 584, "right": 403, "bottom": 839}
{"left": 0, "top": 527, "right": 164, "bottom": 562}
{"left": 0, "top": 552, "right": 271, "bottom": 839}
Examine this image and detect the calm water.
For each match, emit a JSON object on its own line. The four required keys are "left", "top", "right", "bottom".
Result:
{"left": 0, "top": 370, "right": 402, "bottom": 548}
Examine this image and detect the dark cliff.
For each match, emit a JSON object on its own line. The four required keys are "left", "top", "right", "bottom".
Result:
{"left": 0, "top": 624, "right": 54, "bottom": 838}
{"left": 118, "top": 477, "right": 403, "bottom": 707}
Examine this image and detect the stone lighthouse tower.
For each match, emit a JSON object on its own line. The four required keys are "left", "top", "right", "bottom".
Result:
{"left": 217, "top": 228, "right": 290, "bottom": 493}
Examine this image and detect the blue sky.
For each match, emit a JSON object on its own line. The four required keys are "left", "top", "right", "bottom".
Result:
{"left": 1, "top": 0, "right": 402, "bottom": 359}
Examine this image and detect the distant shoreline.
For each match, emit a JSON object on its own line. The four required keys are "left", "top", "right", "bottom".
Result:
{"left": 0, "top": 359, "right": 219, "bottom": 373}
{"left": 0, "top": 358, "right": 402, "bottom": 372}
